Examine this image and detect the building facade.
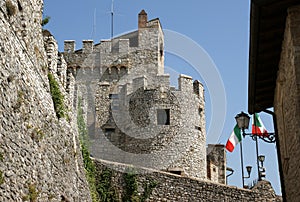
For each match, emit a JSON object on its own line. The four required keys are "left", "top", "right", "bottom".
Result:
{"left": 248, "top": 1, "right": 300, "bottom": 201}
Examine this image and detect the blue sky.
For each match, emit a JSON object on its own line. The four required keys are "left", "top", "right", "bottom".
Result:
{"left": 44, "top": 0, "right": 281, "bottom": 194}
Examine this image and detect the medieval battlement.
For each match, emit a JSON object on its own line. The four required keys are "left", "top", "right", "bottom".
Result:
{"left": 60, "top": 10, "right": 207, "bottom": 179}
{"left": 0, "top": 1, "right": 283, "bottom": 201}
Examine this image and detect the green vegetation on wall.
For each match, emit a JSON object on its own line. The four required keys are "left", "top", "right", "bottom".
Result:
{"left": 77, "top": 98, "right": 157, "bottom": 202}
{"left": 141, "top": 179, "right": 158, "bottom": 202}
{"left": 77, "top": 98, "right": 100, "bottom": 202}
{"left": 22, "top": 183, "right": 39, "bottom": 202}
{"left": 123, "top": 171, "right": 139, "bottom": 202}
{"left": 0, "top": 170, "right": 4, "bottom": 185}
{"left": 96, "top": 168, "right": 118, "bottom": 202}
{"left": 48, "top": 73, "right": 67, "bottom": 119}
{"left": 41, "top": 16, "right": 51, "bottom": 27}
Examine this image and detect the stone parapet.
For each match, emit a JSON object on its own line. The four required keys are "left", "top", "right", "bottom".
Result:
{"left": 93, "top": 159, "right": 282, "bottom": 202}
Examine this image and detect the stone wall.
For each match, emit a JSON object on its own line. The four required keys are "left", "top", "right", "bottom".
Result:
{"left": 0, "top": 0, "right": 91, "bottom": 201}
{"left": 63, "top": 11, "right": 207, "bottom": 180}
{"left": 207, "top": 144, "right": 226, "bottom": 184}
{"left": 94, "top": 159, "right": 281, "bottom": 202}
{"left": 274, "top": 5, "right": 300, "bottom": 202}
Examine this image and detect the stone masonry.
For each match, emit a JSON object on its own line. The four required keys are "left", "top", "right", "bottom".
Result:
{"left": 0, "top": 0, "right": 91, "bottom": 201}
{"left": 274, "top": 5, "right": 300, "bottom": 202}
{"left": 94, "top": 159, "right": 282, "bottom": 202}
{"left": 0, "top": 1, "right": 282, "bottom": 200}
{"left": 64, "top": 10, "right": 207, "bottom": 180}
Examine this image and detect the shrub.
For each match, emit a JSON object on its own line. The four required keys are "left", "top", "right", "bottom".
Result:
{"left": 42, "top": 16, "right": 51, "bottom": 26}
{"left": 48, "top": 73, "right": 66, "bottom": 119}
{"left": 77, "top": 98, "right": 100, "bottom": 202}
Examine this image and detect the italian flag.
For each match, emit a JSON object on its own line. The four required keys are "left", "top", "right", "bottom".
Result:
{"left": 225, "top": 124, "right": 242, "bottom": 152}
{"left": 252, "top": 113, "right": 269, "bottom": 137}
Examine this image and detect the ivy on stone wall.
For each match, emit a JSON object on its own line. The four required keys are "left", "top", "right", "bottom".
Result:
{"left": 48, "top": 73, "right": 67, "bottom": 119}
{"left": 77, "top": 98, "right": 100, "bottom": 202}
{"left": 96, "top": 168, "right": 118, "bottom": 202}
{"left": 141, "top": 179, "right": 158, "bottom": 202}
{"left": 0, "top": 171, "right": 4, "bottom": 185}
{"left": 122, "top": 170, "right": 140, "bottom": 202}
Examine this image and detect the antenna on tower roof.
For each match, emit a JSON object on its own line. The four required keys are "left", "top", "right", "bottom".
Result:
{"left": 111, "top": 0, "right": 114, "bottom": 39}
{"left": 90, "top": 8, "right": 96, "bottom": 40}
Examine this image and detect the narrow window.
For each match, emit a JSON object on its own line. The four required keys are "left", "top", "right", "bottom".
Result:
{"left": 198, "top": 107, "right": 203, "bottom": 115}
{"left": 195, "top": 126, "right": 201, "bottom": 131}
{"left": 157, "top": 109, "right": 170, "bottom": 125}
{"left": 169, "top": 170, "right": 182, "bottom": 176}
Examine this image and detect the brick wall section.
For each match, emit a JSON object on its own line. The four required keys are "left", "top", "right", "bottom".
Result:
{"left": 0, "top": 0, "right": 91, "bottom": 201}
{"left": 274, "top": 5, "right": 300, "bottom": 202}
{"left": 94, "top": 159, "right": 282, "bottom": 202}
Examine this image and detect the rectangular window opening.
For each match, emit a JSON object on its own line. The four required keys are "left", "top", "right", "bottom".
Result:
{"left": 157, "top": 109, "right": 170, "bottom": 125}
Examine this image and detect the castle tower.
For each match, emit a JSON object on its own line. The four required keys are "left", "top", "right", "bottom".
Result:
{"left": 63, "top": 10, "right": 206, "bottom": 180}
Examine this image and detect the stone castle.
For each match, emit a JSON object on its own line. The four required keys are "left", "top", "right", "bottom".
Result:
{"left": 63, "top": 10, "right": 207, "bottom": 180}
{"left": 0, "top": 0, "right": 281, "bottom": 200}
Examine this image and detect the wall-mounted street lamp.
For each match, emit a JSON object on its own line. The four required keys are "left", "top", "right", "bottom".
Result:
{"left": 235, "top": 111, "right": 273, "bottom": 183}
{"left": 235, "top": 111, "right": 250, "bottom": 132}
{"left": 226, "top": 167, "right": 234, "bottom": 184}
{"left": 258, "top": 155, "right": 266, "bottom": 179}
{"left": 242, "top": 166, "right": 252, "bottom": 188}
{"left": 235, "top": 112, "right": 250, "bottom": 188}
{"left": 245, "top": 166, "right": 252, "bottom": 178}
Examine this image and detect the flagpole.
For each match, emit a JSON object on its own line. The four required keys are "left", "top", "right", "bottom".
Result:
{"left": 240, "top": 129, "right": 245, "bottom": 188}
{"left": 254, "top": 114, "right": 261, "bottom": 181}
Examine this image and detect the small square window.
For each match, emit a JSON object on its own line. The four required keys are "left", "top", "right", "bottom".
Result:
{"left": 104, "top": 128, "right": 115, "bottom": 137}
{"left": 157, "top": 109, "right": 170, "bottom": 125}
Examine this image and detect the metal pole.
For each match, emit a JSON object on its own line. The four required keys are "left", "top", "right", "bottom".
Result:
{"left": 255, "top": 136, "right": 260, "bottom": 181}
{"left": 240, "top": 129, "right": 245, "bottom": 188}
{"left": 111, "top": 12, "right": 114, "bottom": 39}
{"left": 253, "top": 114, "right": 261, "bottom": 181}
{"left": 111, "top": 0, "right": 114, "bottom": 39}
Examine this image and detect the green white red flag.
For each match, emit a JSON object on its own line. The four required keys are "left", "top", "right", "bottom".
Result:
{"left": 225, "top": 124, "right": 242, "bottom": 152}
{"left": 252, "top": 113, "right": 269, "bottom": 137}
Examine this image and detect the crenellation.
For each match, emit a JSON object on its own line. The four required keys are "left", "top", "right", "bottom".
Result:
{"left": 64, "top": 40, "right": 75, "bottom": 53}
{"left": 178, "top": 74, "right": 193, "bottom": 92}
{"left": 62, "top": 9, "right": 208, "bottom": 180}
{"left": 0, "top": 3, "right": 282, "bottom": 200}
{"left": 118, "top": 38, "right": 130, "bottom": 53}
{"left": 132, "top": 75, "right": 147, "bottom": 91}
{"left": 156, "top": 74, "right": 170, "bottom": 88}
{"left": 82, "top": 40, "right": 93, "bottom": 53}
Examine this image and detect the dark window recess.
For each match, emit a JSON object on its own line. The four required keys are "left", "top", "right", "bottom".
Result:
{"left": 109, "top": 94, "right": 119, "bottom": 99}
{"left": 160, "top": 50, "right": 163, "bottom": 57}
{"left": 169, "top": 170, "right": 182, "bottom": 176}
{"left": 195, "top": 126, "right": 201, "bottom": 131}
{"left": 198, "top": 107, "right": 203, "bottom": 116}
{"left": 157, "top": 109, "right": 170, "bottom": 125}
{"left": 104, "top": 128, "right": 115, "bottom": 137}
